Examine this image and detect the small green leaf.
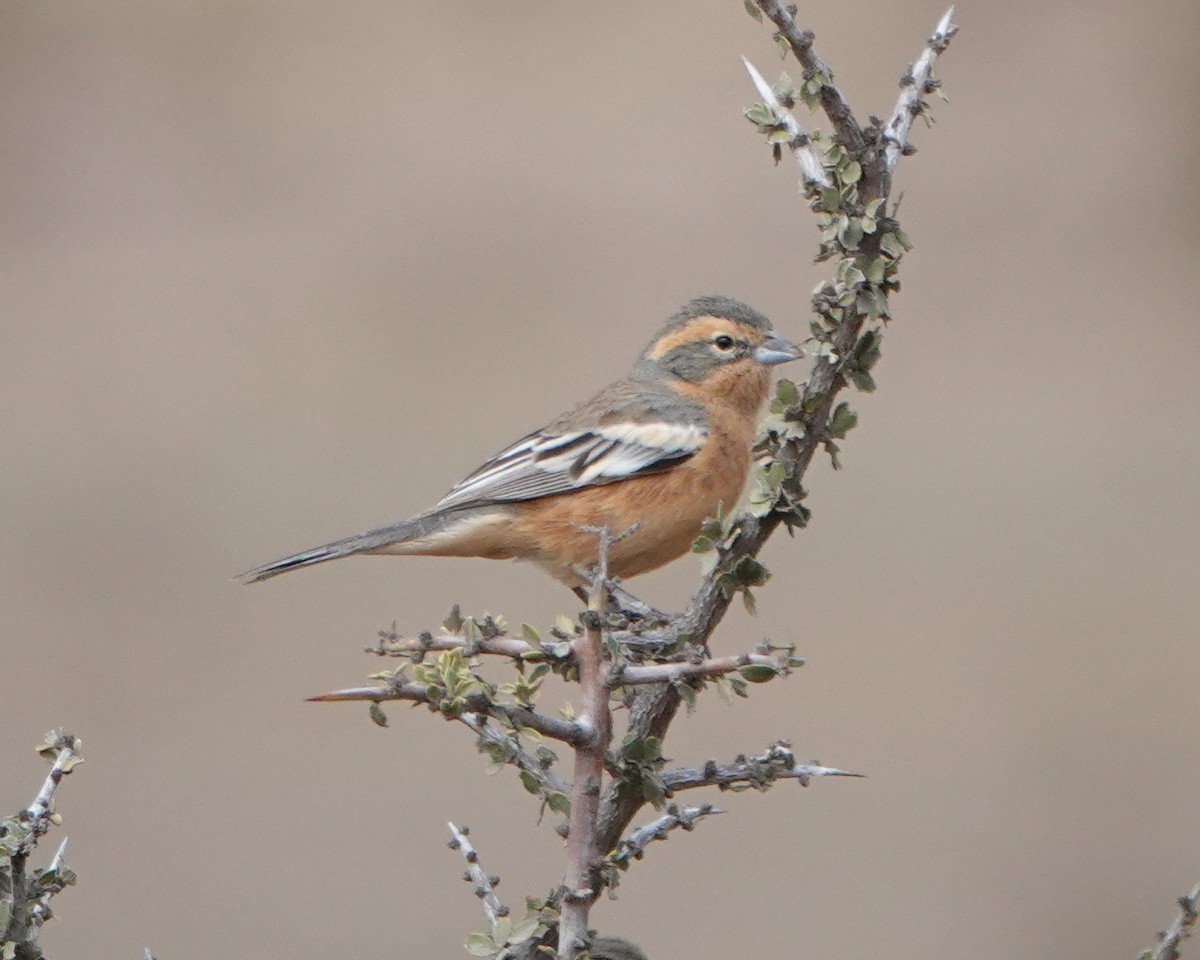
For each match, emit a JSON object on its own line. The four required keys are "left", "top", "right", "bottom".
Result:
{"left": 770, "top": 72, "right": 796, "bottom": 97}
{"left": 738, "top": 663, "right": 779, "bottom": 683}
{"left": 838, "top": 262, "right": 866, "bottom": 288}
{"left": 838, "top": 218, "right": 864, "bottom": 249}
{"left": 775, "top": 378, "right": 799, "bottom": 406}
{"left": 864, "top": 257, "right": 887, "bottom": 285}
{"left": 732, "top": 556, "right": 770, "bottom": 588}
{"left": 519, "top": 770, "right": 540, "bottom": 795}
{"left": 368, "top": 703, "right": 388, "bottom": 727}
{"left": 641, "top": 772, "right": 667, "bottom": 808}
{"left": 840, "top": 159, "right": 862, "bottom": 184}
{"left": 744, "top": 0, "right": 763, "bottom": 21}
{"left": 847, "top": 369, "right": 877, "bottom": 392}
{"left": 465, "top": 932, "right": 497, "bottom": 957}
{"left": 508, "top": 915, "right": 542, "bottom": 944}
{"left": 829, "top": 402, "right": 858, "bottom": 439}
{"left": 743, "top": 103, "right": 777, "bottom": 129}
{"left": 443, "top": 604, "right": 464, "bottom": 634}
{"left": 546, "top": 792, "right": 572, "bottom": 816}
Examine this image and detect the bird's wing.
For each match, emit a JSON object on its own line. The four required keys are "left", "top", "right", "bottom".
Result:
{"left": 434, "top": 418, "right": 707, "bottom": 509}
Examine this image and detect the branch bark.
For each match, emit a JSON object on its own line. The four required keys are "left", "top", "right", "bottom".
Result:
{"left": 558, "top": 564, "right": 614, "bottom": 959}
{"left": 753, "top": 0, "right": 865, "bottom": 154}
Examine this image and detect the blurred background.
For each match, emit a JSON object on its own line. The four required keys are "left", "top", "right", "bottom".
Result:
{"left": 2, "top": 1, "right": 1198, "bottom": 957}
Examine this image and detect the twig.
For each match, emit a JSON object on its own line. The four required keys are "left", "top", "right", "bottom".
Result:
{"left": 25, "top": 734, "right": 81, "bottom": 829}
{"left": 309, "top": 683, "right": 584, "bottom": 745}
{"left": 4, "top": 735, "right": 82, "bottom": 947}
{"left": 372, "top": 628, "right": 539, "bottom": 662}
{"left": 1144, "top": 883, "right": 1200, "bottom": 960}
{"left": 611, "top": 650, "right": 793, "bottom": 686}
{"left": 608, "top": 804, "right": 722, "bottom": 869}
{"left": 741, "top": 56, "right": 830, "bottom": 188}
{"left": 662, "top": 748, "right": 861, "bottom": 793}
{"left": 447, "top": 822, "right": 509, "bottom": 925}
{"left": 558, "top": 532, "right": 616, "bottom": 960}
{"left": 753, "top": 0, "right": 865, "bottom": 154}
{"left": 457, "top": 713, "right": 571, "bottom": 797}
{"left": 882, "top": 7, "right": 959, "bottom": 180}
{"left": 29, "top": 836, "right": 70, "bottom": 923}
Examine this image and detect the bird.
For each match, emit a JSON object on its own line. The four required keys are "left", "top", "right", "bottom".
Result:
{"left": 238, "top": 295, "right": 802, "bottom": 588}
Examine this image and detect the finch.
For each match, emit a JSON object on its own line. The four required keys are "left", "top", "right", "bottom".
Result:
{"left": 239, "top": 295, "right": 801, "bottom": 587}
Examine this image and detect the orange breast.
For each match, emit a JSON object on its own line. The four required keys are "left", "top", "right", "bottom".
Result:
{"left": 504, "top": 406, "right": 757, "bottom": 583}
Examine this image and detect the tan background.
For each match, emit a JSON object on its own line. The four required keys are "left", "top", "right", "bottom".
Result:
{"left": 2, "top": 1, "right": 1198, "bottom": 957}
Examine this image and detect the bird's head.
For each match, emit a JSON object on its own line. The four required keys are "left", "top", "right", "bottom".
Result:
{"left": 637, "top": 295, "right": 804, "bottom": 413}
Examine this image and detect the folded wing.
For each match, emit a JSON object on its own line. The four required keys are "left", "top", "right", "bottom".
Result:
{"left": 435, "top": 419, "right": 707, "bottom": 509}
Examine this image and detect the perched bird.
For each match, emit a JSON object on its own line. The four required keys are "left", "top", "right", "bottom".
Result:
{"left": 239, "top": 296, "right": 802, "bottom": 587}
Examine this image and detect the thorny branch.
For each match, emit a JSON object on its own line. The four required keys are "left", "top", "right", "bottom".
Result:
{"left": 752, "top": 0, "right": 865, "bottom": 155}
{"left": 28, "top": 837, "right": 69, "bottom": 925}
{"left": 661, "top": 742, "right": 861, "bottom": 794}
{"left": 881, "top": 7, "right": 959, "bottom": 190}
{"left": 607, "top": 805, "right": 723, "bottom": 870}
{"left": 558, "top": 534, "right": 616, "bottom": 960}
{"left": 741, "top": 56, "right": 830, "bottom": 188}
{"left": 310, "top": 682, "right": 584, "bottom": 745}
{"left": 594, "top": 2, "right": 956, "bottom": 859}
{"left": 2, "top": 733, "right": 82, "bottom": 950}
{"left": 1143, "top": 883, "right": 1200, "bottom": 960}
{"left": 611, "top": 649, "right": 796, "bottom": 686}
{"left": 457, "top": 713, "right": 571, "bottom": 797}
{"left": 25, "top": 734, "right": 81, "bottom": 827}
{"left": 447, "top": 822, "right": 509, "bottom": 925}
{"left": 370, "top": 624, "right": 538, "bottom": 663}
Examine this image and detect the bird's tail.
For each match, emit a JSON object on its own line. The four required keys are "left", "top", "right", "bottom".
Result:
{"left": 236, "top": 519, "right": 426, "bottom": 584}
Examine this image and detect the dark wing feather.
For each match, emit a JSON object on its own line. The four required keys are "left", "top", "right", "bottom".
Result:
{"left": 435, "top": 419, "right": 707, "bottom": 509}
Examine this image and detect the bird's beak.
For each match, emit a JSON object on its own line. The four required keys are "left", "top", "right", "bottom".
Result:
{"left": 754, "top": 333, "right": 805, "bottom": 366}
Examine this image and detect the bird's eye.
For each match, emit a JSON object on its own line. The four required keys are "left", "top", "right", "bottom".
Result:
{"left": 713, "top": 335, "right": 735, "bottom": 351}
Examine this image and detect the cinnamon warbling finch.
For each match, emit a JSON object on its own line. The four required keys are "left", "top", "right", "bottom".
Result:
{"left": 239, "top": 296, "right": 802, "bottom": 587}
